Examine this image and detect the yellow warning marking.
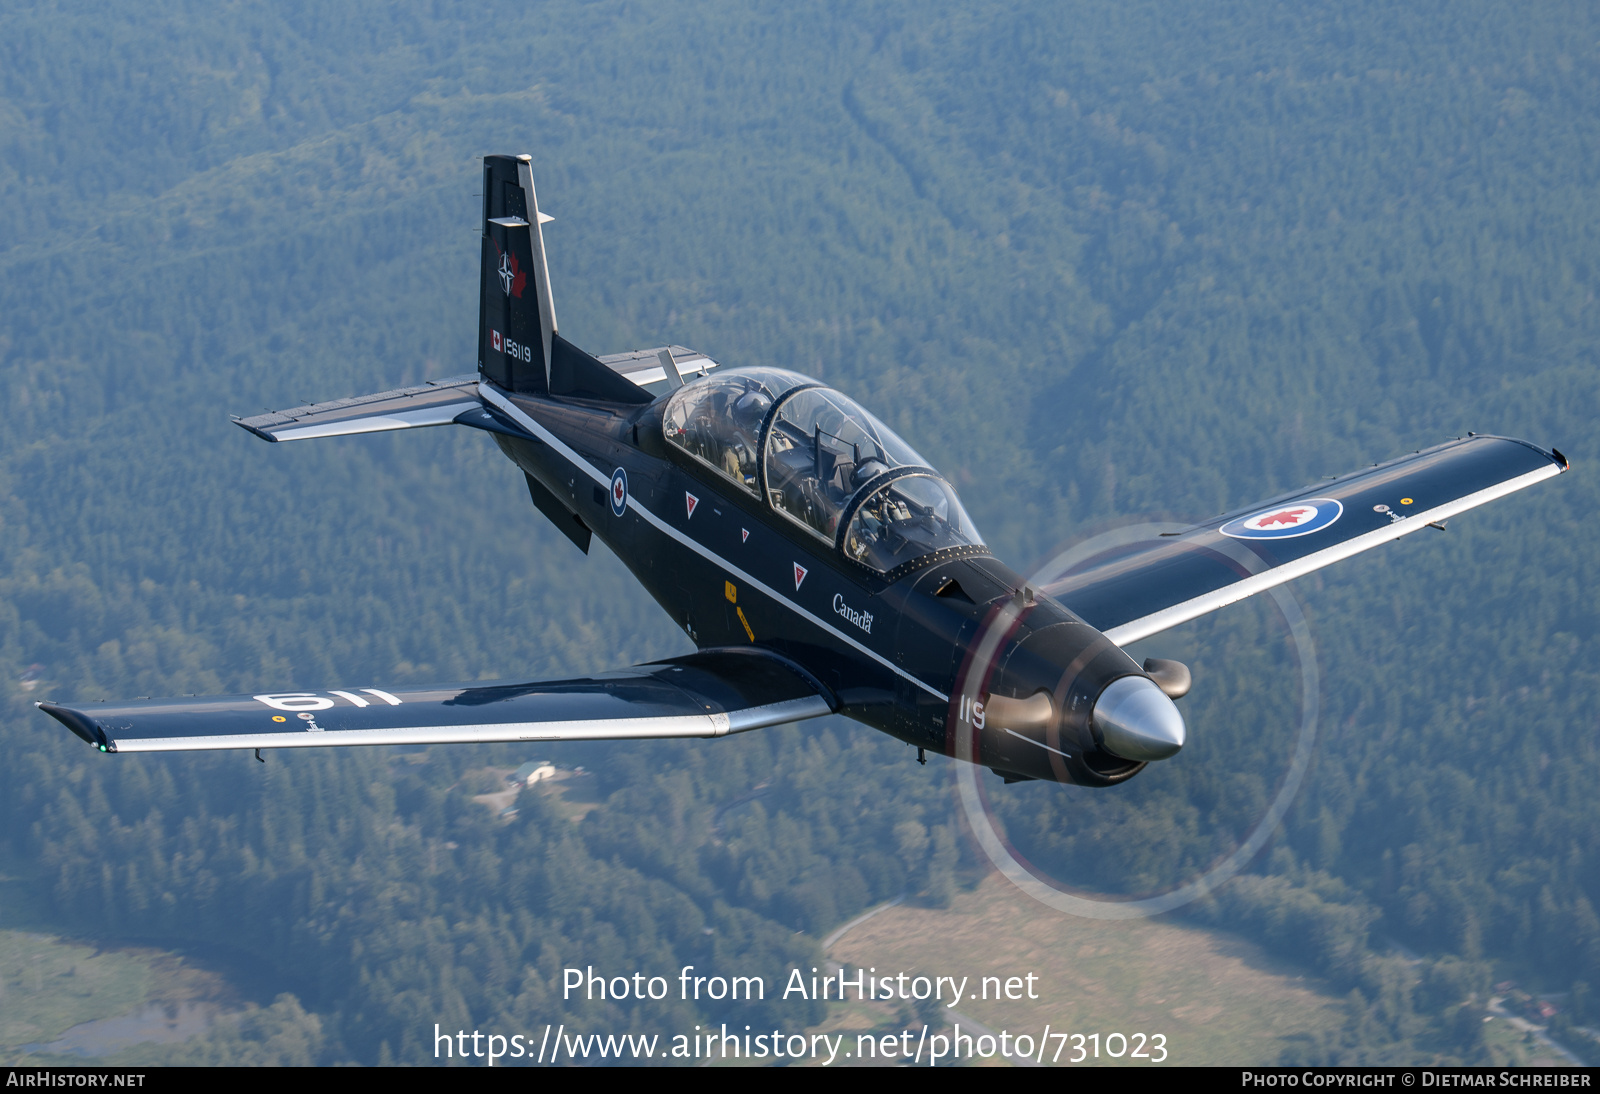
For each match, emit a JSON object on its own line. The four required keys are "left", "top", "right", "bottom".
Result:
{"left": 725, "top": 581, "right": 737, "bottom": 604}
{"left": 1401, "top": 497, "right": 1413, "bottom": 505}
{"left": 737, "top": 606, "right": 755, "bottom": 642}
{"left": 272, "top": 715, "right": 286, "bottom": 722}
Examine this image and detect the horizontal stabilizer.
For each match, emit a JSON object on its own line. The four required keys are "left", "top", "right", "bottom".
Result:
{"left": 234, "top": 376, "right": 482, "bottom": 442}
{"left": 39, "top": 649, "right": 834, "bottom": 754}
{"left": 1045, "top": 435, "right": 1568, "bottom": 645}
{"left": 596, "top": 346, "right": 719, "bottom": 396}
{"left": 235, "top": 347, "right": 721, "bottom": 444}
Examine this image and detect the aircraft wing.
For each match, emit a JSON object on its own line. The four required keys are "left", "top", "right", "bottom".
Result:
{"left": 1041, "top": 435, "right": 1568, "bottom": 646}
{"left": 37, "top": 649, "right": 833, "bottom": 754}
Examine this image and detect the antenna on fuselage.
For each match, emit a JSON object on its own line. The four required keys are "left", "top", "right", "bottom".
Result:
{"left": 658, "top": 347, "right": 686, "bottom": 389}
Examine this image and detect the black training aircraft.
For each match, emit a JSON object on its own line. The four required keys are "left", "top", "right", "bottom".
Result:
{"left": 39, "top": 155, "right": 1570, "bottom": 787}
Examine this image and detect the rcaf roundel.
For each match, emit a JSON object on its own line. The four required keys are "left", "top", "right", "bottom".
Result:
{"left": 609, "top": 467, "right": 628, "bottom": 517}
{"left": 1220, "top": 498, "right": 1344, "bottom": 540}
{"left": 793, "top": 563, "right": 808, "bottom": 590}
{"left": 685, "top": 492, "right": 699, "bottom": 519}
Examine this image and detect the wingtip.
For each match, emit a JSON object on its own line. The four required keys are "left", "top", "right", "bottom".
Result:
{"left": 232, "top": 417, "right": 279, "bottom": 443}
{"left": 1552, "top": 447, "right": 1570, "bottom": 471}
{"left": 37, "top": 701, "right": 109, "bottom": 749}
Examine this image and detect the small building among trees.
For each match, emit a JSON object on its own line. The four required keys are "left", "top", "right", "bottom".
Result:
{"left": 510, "top": 761, "right": 556, "bottom": 787}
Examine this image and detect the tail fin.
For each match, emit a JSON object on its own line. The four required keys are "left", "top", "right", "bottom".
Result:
{"left": 480, "top": 155, "right": 556, "bottom": 393}
{"left": 478, "top": 156, "right": 649, "bottom": 404}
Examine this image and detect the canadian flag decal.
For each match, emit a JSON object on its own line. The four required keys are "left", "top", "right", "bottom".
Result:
{"left": 685, "top": 492, "right": 699, "bottom": 519}
{"left": 793, "top": 563, "right": 808, "bottom": 590}
{"left": 491, "top": 330, "right": 503, "bottom": 352}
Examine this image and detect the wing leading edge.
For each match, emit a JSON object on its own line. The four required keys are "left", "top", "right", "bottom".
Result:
{"left": 1043, "top": 435, "right": 1568, "bottom": 646}
{"left": 38, "top": 649, "right": 833, "bottom": 754}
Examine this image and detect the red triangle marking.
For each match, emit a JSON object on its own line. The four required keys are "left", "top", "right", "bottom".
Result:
{"left": 741, "top": 528, "right": 750, "bottom": 543}
{"left": 794, "top": 563, "right": 808, "bottom": 590}
{"left": 685, "top": 492, "right": 699, "bottom": 519}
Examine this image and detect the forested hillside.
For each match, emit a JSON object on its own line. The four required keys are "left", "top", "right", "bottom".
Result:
{"left": 1, "top": 0, "right": 1596, "bottom": 1065}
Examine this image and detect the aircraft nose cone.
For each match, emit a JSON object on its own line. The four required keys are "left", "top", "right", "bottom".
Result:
{"left": 1092, "top": 676, "right": 1187, "bottom": 762}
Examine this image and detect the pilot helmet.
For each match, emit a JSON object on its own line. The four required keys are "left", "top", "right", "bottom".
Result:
{"left": 734, "top": 389, "right": 772, "bottom": 422}
{"left": 852, "top": 458, "right": 889, "bottom": 488}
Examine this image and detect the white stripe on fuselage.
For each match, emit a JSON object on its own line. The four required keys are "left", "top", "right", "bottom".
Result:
{"left": 1006, "top": 726, "right": 1071, "bottom": 759}
{"left": 476, "top": 382, "right": 949, "bottom": 702}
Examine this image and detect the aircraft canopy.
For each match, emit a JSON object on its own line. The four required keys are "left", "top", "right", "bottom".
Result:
{"left": 663, "top": 368, "right": 982, "bottom": 572}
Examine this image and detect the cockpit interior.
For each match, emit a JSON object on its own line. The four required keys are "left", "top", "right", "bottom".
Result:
{"left": 663, "top": 368, "right": 982, "bottom": 573}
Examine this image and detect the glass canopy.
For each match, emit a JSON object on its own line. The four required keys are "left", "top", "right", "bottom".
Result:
{"left": 762, "top": 386, "right": 928, "bottom": 542}
{"left": 664, "top": 369, "right": 982, "bottom": 571}
{"left": 663, "top": 368, "right": 810, "bottom": 496}
{"left": 842, "top": 474, "right": 979, "bottom": 573}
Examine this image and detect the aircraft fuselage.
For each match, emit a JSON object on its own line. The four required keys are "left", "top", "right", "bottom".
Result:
{"left": 487, "top": 385, "right": 1155, "bottom": 788}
